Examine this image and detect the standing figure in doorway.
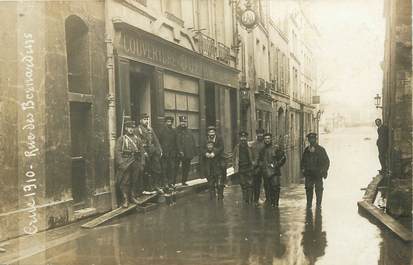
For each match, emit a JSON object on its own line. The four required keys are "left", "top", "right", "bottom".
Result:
{"left": 301, "top": 132, "right": 330, "bottom": 209}
{"left": 136, "top": 113, "right": 163, "bottom": 194}
{"left": 159, "top": 116, "right": 177, "bottom": 192}
{"left": 375, "top": 118, "right": 389, "bottom": 174}
{"left": 176, "top": 116, "right": 197, "bottom": 186}
{"left": 115, "top": 119, "right": 144, "bottom": 207}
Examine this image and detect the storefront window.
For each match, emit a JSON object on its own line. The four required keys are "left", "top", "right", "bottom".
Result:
{"left": 164, "top": 72, "right": 200, "bottom": 147}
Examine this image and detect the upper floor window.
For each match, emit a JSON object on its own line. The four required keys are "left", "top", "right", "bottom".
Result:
{"left": 65, "top": 15, "right": 90, "bottom": 94}
{"left": 164, "top": 0, "right": 182, "bottom": 19}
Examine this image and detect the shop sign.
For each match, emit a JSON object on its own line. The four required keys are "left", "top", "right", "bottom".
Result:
{"left": 115, "top": 27, "right": 239, "bottom": 88}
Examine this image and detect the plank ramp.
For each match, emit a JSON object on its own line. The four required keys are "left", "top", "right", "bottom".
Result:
{"left": 81, "top": 194, "right": 157, "bottom": 229}
{"left": 358, "top": 174, "right": 413, "bottom": 242}
{"left": 358, "top": 201, "right": 413, "bottom": 242}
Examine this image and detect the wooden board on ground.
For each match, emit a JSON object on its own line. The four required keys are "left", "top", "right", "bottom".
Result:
{"left": 81, "top": 194, "right": 158, "bottom": 229}
{"left": 358, "top": 200, "right": 413, "bottom": 242}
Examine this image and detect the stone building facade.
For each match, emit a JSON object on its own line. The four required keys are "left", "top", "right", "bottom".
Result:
{"left": 0, "top": 0, "right": 110, "bottom": 240}
{"left": 382, "top": 0, "right": 412, "bottom": 218}
{"left": 238, "top": 0, "right": 321, "bottom": 184}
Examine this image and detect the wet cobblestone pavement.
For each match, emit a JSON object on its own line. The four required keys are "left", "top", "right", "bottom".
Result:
{"left": 8, "top": 127, "right": 413, "bottom": 265}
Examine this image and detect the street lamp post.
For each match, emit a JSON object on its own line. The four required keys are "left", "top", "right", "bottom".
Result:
{"left": 374, "top": 93, "right": 383, "bottom": 109}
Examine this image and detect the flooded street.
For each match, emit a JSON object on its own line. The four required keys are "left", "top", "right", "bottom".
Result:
{"left": 9, "top": 127, "right": 412, "bottom": 265}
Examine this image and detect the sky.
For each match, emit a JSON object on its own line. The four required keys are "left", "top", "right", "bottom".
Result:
{"left": 270, "top": 0, "right": 386, "bottom": 122}
{"left": 304, "top": 0, "right": 385, "bottom": 120}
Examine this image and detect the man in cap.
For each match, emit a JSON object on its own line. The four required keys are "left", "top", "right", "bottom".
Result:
{"left": 375, "top": 118, "right": 389, "bottom": 174}
{"left": 159, "top": 116, "right": 177, "bottom": 191}
{"left": 233, "top": 131, "right": 256, "bottom": 204}
{"left": 202, "top": 140, "right": 225, "bottom": 200}
{"left": 301, "top": 132, "right": 330, "bottom": 209}
{"left": 201, "top": 126, "right": 227, "bottom": 196}
{"left": 259, "top": 133, "right": 286, "bottom": 208}
{"left": 251, "top": 128, "right": 266, "bottom": 205}
{"left": 115, "top": 118, "right": 144, "bottom": 207}
{"left": 176, "top": 116, "right": 197, "bottom": 186}
{"left": 136, "top": 113, "right": 163, "bottom": 194}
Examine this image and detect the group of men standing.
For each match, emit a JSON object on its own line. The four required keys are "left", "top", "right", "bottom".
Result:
{"left": 233, "top": 129, "right": 330, "bottom": 209}
{"left": 115, "top": 112, "right": 330, "bottom": 210}
{"left": 115, "top": 114, "right": 197, "bottom": 208}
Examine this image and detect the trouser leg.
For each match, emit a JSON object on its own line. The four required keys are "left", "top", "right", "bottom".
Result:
{"left": 217, "top": 175, "right": 224, "bottom": 200}
{"left": 315, "top": 177, "right": 324, "bottom": 208}
{"left": 161, "top": 156, "right": 168, "bottom": 186}
{"left": 119, "top": 168, "right": 131, "bottom": 207}
{"left": 273, "top": 185, "right": 281, "bottom": 207}
{"left": 378, "top": 151, "right": 387, "bottom": 172}
{"left": 182, "top": 159, "right": 191, "bottom": 184}
{"left": 305, "top": 176, "right": 314, "bottom": 208}
{"left": 263, "top": 177, "right": 271, "bottom": 203}
{"left": 253, "top": 172, "right": 262, "bottom": 203}
{"left": 208, "top": 176, "right": 216, "bottom": 200}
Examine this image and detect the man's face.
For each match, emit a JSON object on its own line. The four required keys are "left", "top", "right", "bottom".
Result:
{"left": 375, "top": 119, "right": 382, "bottom": 127}
{"left": 308, "top": 136, "right": 317, "bottom": 145}
{"left": 264, "top": 135, "right": 272, "bottom": 145}
{"left": 165, "top": 120, "right": 173, "bottom": 128}
{"left": 257, "top": 133, "right": 264, "bottom": 141}
{"left": 125, "top": 126, "right": 134, "bottom": 135}
{"left": 141, "top": 117, "right": 149, "bottom": 126}
{"left": 207, "top": 130, "right": 216, "bottom": 140}
{"left": 180, "top": 121, "right": 188, "bottom": 128}
{"left": 240, "top": 135, "right": 247, "bottom": 143}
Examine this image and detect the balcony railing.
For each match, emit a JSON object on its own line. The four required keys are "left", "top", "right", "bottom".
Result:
{"left": 217, "top": 42, "right": 230, "bottom": 64}
{"left": 257, "top": 78, "right": 270, "bottom": 94}
{"left": 196, "top": 32, "right": 216, "bottom": 60}
{"left": 195, "top": 32, "right": 232, "bottom": 65}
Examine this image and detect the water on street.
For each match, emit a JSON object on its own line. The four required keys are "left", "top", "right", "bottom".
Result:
{"left": 8, "top": 127, "right": 413, "bottom": 265}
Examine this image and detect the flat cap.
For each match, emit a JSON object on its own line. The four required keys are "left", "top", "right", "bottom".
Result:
{"left": 306, "top": 132, "right": 317, "bottom": 138}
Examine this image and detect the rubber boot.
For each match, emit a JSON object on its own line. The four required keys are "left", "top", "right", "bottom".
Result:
{"left": 315, "top": 188, "right": 323, "bottom": 209}
{"left": 306, "top": 188, "right": 313, "bottom": 209}
{"left": 209, "top": 185, "right": 216, "bottom": 200}
{"left": 274, "top": 188, "right": 280, "bottom": 208}
{"left": 122, "top": 192, "right": 129, "bottom": 208}
{"left": 217, "top": 186, "right": 224, "bottom": 200}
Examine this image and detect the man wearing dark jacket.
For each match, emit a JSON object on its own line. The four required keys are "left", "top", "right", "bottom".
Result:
{"left": 251, "top": 128, "right": 266, "bottom": 205}
{"left": 135, "top": 113, "right": 162, "bottom": 194}
{"left": 233, "top": 131, "right": 256, "bottom": 204}
{"left": 205, "top": 126, "right": 225, "bottom": 178}
{"left": 259, "top": 133, "right": 286, "bottom": 207}
{"left": 375, "top": 118, "right": 389, "bottom": 174}
{"left": 301, "top": 132, "right": 330, "bottom": 209}
{"left": 115, "top": 119, "right": 144, "bottom": 207}
{"left": 176, "top": 116, "right": 197, "bottom": 186}
{"left": 159, "top": 116, "right": 177, "bottom": 190}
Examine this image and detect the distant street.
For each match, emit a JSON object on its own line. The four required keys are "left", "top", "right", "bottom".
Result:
{"left": 9, "top": 127, "right": 412, "bottom": 265}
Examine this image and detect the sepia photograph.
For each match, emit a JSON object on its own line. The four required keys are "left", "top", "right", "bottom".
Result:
{"left": 0, "top": 0, "right": 412, "bottom": 264}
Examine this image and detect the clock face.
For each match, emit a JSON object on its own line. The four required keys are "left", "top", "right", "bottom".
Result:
{"left": 241, "top": 9, "right": 257, "bottom": 28}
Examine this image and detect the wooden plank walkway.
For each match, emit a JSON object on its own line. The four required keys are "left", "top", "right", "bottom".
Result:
{"left": 358, "top": 201, "right": 413, "bottom": 242}
{"left": 81, "top": 194, "right": 157, "bottom": 229}
{"left": 357, "top": 174, "right": 413, "bottom": 242}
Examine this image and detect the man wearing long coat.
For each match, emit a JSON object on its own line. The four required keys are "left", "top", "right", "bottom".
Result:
{"left": 176, "top": 116, "right": 197, "bottom": 185}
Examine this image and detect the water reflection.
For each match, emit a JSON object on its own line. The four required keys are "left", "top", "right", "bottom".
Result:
{"left": 301, "top": 208, "right": 327, "bottom": 265}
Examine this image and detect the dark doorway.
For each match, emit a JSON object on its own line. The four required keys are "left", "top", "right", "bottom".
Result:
{"left": 69, "top": 102, "right": 91, "bottom": 205}
{"left": 130, "top": 72, "right": 150, "bottom": 124}
{"left": 205, "top": 82, "right": 216, "bottom": 127}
